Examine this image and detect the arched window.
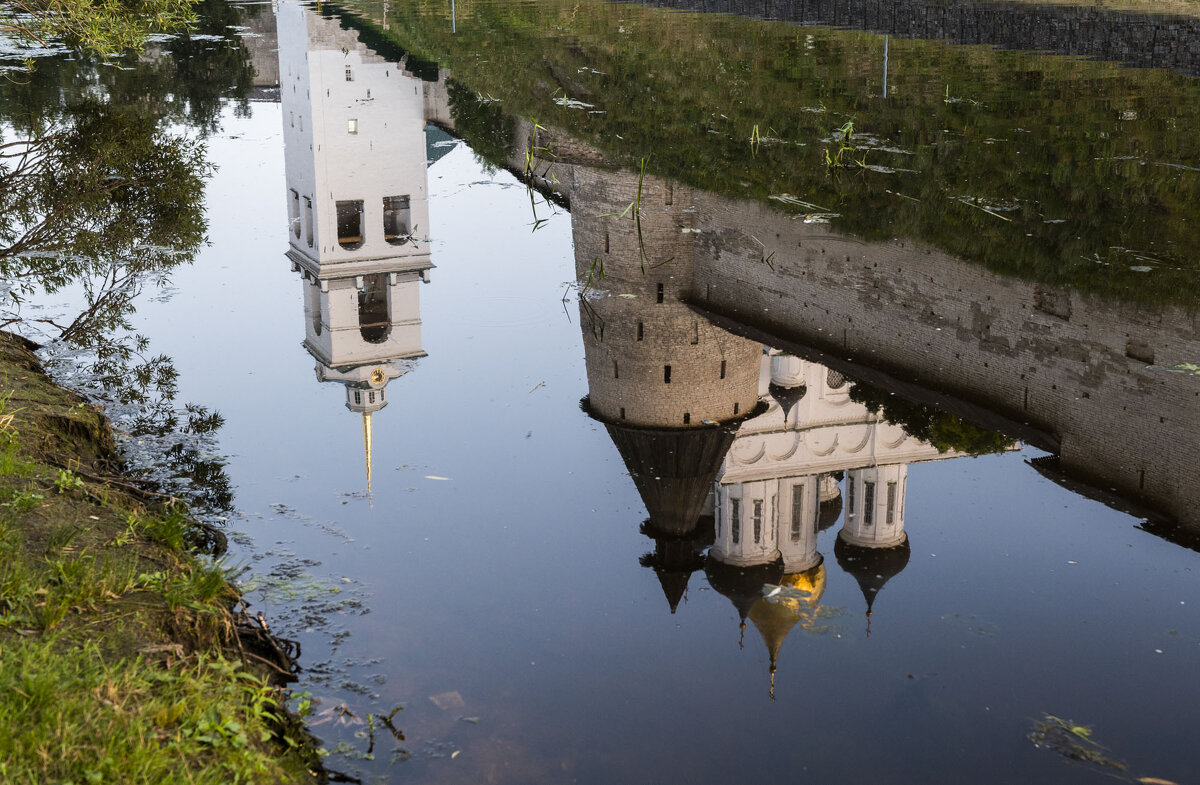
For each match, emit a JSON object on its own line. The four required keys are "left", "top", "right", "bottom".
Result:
{"left": 383, "top": 195, "right": 411, "bottom": 245}
{"left": 358, "top": 273, "right": 390, "bottom": 343}
{"left": 336, "top": 200, "right": 365, "bottom": 250}
{"left": 305, "top": 280, "right": 322, "bottom": 336}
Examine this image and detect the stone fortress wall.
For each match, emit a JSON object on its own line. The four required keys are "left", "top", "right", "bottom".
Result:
{"left": 687, "top": 193, "right": 1200, "bottom": 527}
{"left": 513, "top": 120, "right": 1200, "bottom": 529}
{"left": 568, "top": 165, "right": 762, "bottom": 428}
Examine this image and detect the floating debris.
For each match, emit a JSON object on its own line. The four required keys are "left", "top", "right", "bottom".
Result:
{"left": 1148, "top": 362, "right": 1200, "bottom": 375}
{"left": 554, "top": 96, "right": 595, "bottom": 110}
{"left": 1028, "top": 714, "right": 1126, "bottom": 771}
{"left": 429, "top": 691, "right": 466, "bottom": 711}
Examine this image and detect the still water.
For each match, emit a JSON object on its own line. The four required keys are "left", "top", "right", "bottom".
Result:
{"left": 4, "top": 0, "right": 1200, "bottom": 782}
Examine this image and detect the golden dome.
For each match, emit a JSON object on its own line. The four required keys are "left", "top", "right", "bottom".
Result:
{"left": 746, "top": 559, "right": 826, "bottom": 699}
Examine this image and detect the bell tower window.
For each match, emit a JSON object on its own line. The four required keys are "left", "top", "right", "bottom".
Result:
{"left": 358, "top": 273, "right": 390, "bottom": 343}
{"left": 336, "top": 200, "right": 365, "bottom": 249}
{"left": 383, "top": 195, "right": 411, "bottom": 244}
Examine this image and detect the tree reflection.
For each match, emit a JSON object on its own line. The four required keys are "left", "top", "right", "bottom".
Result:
{"left": 1, "top": 0, "right": 262, "bottom": 135}
{"left": 0, "top": 53, "right": 233, "bottom": 513}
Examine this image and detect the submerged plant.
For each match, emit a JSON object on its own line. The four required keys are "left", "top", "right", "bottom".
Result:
{"left": 823, "top": 118, "right": 856, "bottom": 170}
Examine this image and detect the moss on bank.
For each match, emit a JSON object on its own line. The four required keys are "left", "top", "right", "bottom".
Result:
{"left": 0, "top": 331, "right": 322, "bottom": 784}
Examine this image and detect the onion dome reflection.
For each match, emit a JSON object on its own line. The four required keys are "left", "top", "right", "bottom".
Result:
{"left": 638, "top": 517, "right": 713, "bottom": 614}
{"left": 834, "top": 535, "right": 910, "bottom": 636}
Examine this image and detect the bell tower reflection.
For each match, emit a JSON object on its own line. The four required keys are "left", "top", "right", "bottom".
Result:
{"left": 277, "top": 2, "right": 434, "bottom": 491}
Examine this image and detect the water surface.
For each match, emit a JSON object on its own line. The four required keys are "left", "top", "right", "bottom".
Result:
{"left": 4, "top": 1, "right": 1200, "bottom": 782}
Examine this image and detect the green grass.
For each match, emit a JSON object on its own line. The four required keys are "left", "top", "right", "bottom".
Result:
{"left": 0, "top": 640, "right": 311, "bottom": 785}
{"left": 0, "top": 333, "right": 319, "bottom": 783}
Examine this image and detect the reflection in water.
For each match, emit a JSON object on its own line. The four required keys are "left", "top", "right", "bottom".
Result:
{"left": 278, "top": 2, "right": 435, "bottom": 492}
{"left": 0, "top": 21, "right": 241, "bottom": 513}
{"left": 570, "top": 161, "right": 993, "bottom": 699}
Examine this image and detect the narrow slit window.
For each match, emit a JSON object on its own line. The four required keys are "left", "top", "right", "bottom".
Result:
{"left": 864, "top": 482, "right": 876, "bottom": 526}
{"left": 636, "top": 322, "right": 643, "bottom": 341}
{"left": 664, "top": 365, "right": 672, "bottom": 384}
{"left": 886, "top": 482, "right": 897, "bottom": 524}
{"left": 303, "top": 197, "right": 314, "bottom": 248}
{"left": 731, "top": 499, "right": 741, "bottom": 544}
{"left": 656, "top": 283, "right": 664, "bottom": 303}
{"left": 791, "top": 485, "right": 803, "bottom": 542}
{"left": 345, "top": 66, "right": 354, "bottom": 81}
{"left": 753, "top": 500, "right": 763, "bottom": 544}
{"left": 613, "top": 361, "right": 619, "bottom": 379}
{"left": 848, "top": 477, "right": 856, "bottom": 521}
{"left": 683, "top": 413, "right": 690, "bottom": 425}
{"left": 720, "top": 360, "right": 726, "bottom": 379}
{"left": 733, "top": 402, "right": 739, "bottom": 415}
{"left": 619, "top": 407, "right": 625, "bottom": 419}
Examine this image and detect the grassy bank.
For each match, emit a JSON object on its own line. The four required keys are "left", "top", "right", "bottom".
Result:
{"left": 0, "top": 331, "right": 321, "bottom": 784}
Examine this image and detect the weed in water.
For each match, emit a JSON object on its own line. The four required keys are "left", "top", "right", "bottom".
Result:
{"left": 1029, "top": 714, "right": 1126, "bottom": 772}
{"left": 823, "top": 118, "right": 856, "bottom": 170}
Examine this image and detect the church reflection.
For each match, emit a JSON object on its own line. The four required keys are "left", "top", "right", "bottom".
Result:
{"left": 277, "top": 2, "right": 440, "bottom": 491}
{"left": 572, "top": 167, "right": 987, "bottom": 698}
